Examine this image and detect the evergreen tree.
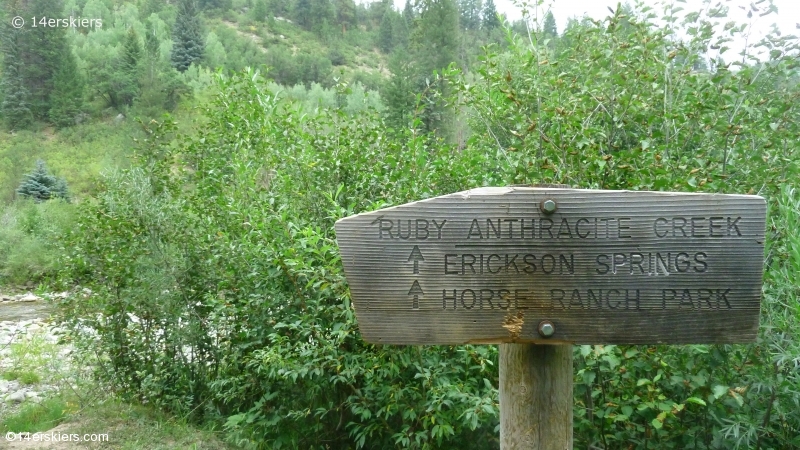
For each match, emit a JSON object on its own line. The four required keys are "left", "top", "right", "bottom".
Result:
{"left": 543, "top": 11, "right": 558, "bottom": 38}
{"left": 172, "top": 0, "right": 205, "bottom": 72}
{"left": 383, "top": 47, "right": 416, "bottom": 129}
{"left": 458, "top": 0, "right": 482, "bottom": 30}
{"left": 252, "top": 0, "right": 268, "bottom": 22}
{"left": 139, "top": 0, "right": 163, "bottom": 19}
{"left": 411, "top": 0, "right": 459, "bottom": 135}
{"left": 335, "top": 0, "right": 357, "bottom": 33}
{"left": 48, "top": 47, "right": 84, "bottom": 128}
{"left": 0, "top": 7, "right": 32, "bottom": 129}
{"left": 120, "top": 27, "right": 143, "bottom": 105}
{"left": 392, "top": 9, "right": 410, "bottom": 49}
{"left": 294, "top": 0, "right": 312, "bottom": 27}
{"left": 402, "top": 0, "right": 414, "bottom": 27}
{"left": 481, "top": 0, "right": 499, "bottom": 30}
{"left": 24, "top": 0, "right": 69, "bottom": 120}
{"left": 414, "top": 0, "right": 459, "bottom": 75}
{"left": 309, "top": 0, "right": 335, "bottom": 32}
{"left": 368, "top": 0, "right": 390, "bottom": 24}
{"left": 378, "top": 9, "right": 395, "bottom": 53}
{"left": 122, "top": 27, "right": 143, "bottom": 75}
{"left": 268, "top": 0, "right": 288, "bottom": 17}
{"left": 138, "top": 23, "right": 189, "bottom": 115}
{"left": 199, "top": 0, "right": 232, "bottom": 11}
{"left": 16, "top": 160, "right": 69, "bottom": 203}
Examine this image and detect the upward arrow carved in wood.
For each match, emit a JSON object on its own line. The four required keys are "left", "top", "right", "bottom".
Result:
{"left": 408, "top": 280, "right": 424, "bottom": 310}
{"left": 407, "top": 245, "right": 425, "bottom": 274}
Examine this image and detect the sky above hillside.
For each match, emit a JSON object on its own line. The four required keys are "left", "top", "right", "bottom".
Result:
{"left": 379, "top": 0, "right": 798, "bottom": 61}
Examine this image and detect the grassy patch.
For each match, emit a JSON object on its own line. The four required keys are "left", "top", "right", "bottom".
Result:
{"left": 63, "top": 400, "right": 234, "bottom": 450}
{"left": 1, "top": 397, "right": 69, "bottom": 433}
{"left": 0, "top": 320, "right": 235, "bottom": 449}
{"left": 1, "top": 369, "right": 42, "bottom": 385}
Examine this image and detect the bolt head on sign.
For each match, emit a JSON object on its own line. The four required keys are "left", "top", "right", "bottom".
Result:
{"left": 334, "top": 187, "right": 766, "bottom": 345}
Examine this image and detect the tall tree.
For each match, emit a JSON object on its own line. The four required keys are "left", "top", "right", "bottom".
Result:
{"left": 122, "top": 27, "right": 143, "bottom": 75}
{"left": 309, "top": 0, "right": 335, "bottom": 32}
{"left": 402, "top": 0, "right": 414, "bottom": 27}
{"left": 119, "top": 27, "right": 143, "bottom": 105}
{"left": 458, "top": 0, "right": 482, "bottom": 30}
{"left": 383, "top": 47, "right": 416, "bottom": 129}
{"left": 481, "top": 0, "right": 499, "bottom": 30}
{"left": 378, "top": 9, "right": 395, "bottom": 53}
{"left": 392, "top": 8, "right": 410, "bottom": 49}
{"left": 334, "top": 0, "right": 357, "bottom": 33}
{"left": 251, "top": 0, "right": 268, "bottom": 22}
{"left": 413, "top": 0, "right": 459, "bottom": 76}
{"left": 172, "top": 0, "right": 205, "bottom": 72}
{"left": 543, "top": 11, "right": 557, "bottom": 38}
{"left": 411, "top": 0, "right": 460, "bottom": 135}
{"left": 138, "top": 23, "right": 188, "bottom": 114}
{"left": 139, "top": 0, "right": 163, "bottom": 19}
{"left": 48, "top": 47, "right": 84, "bottom": 128}
{"left": 22, "top": 0, "right": 70, "bottom": 120}
{"left": 0, "top": 18, "right": 32, "bottom": 129}
{"left": 294, "top": 0, "right": 312, "bottom": 27}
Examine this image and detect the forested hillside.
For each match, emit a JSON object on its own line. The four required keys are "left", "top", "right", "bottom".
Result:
{"left": 1, "top": 0, "right": 799, "bottom": 449}
{"left": 0, "top": 0, "right": 511, "bottom": 202}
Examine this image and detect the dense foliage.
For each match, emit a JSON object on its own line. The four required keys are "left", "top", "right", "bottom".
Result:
{"left": 54, "top": 3, "right": 800, "bottom": 448}
{"left": 0, "top": 0, "right": 795, "bottom": 448}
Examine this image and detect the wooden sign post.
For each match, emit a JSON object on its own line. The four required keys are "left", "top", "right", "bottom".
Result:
{"left": 334, "top": 187, "right": 766, "bottom": 448}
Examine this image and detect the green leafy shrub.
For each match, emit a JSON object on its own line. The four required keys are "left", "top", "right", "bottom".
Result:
{"left": 58, "top": 72, "right": 498, "bottom": 449}
{"left": 447, "top": 3, "right": 800, "bottom": 449}
{"left": 0, "top": 199, "right": 74, "bottom": 285}
{"left": 56, "top": 1, "right": 800, "bottom": 449}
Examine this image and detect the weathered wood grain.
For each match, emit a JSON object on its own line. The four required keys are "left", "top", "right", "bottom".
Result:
{"left": 334, "top": 187, "right": 766, "bottom": 344}
{"left": 500, "top": 344, "right": 573, "bottom": 450}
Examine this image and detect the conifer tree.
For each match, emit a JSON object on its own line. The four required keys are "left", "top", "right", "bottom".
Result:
{"left": 0, "top": 11, "right": 33, "bottom": 129}
{"left": 294, "top": 0, "right": 312, "bottom": 27}
{"left": 481, "top": 0, "right": 499, "bottom": 30}
{"left": 123, "top": 27, "right": 143, "bottom": 74}
{"left": 379, "top": 9, "right": 395, "bottom": 53}
{"left": 252, "top": 0, "right": 268, "bottom": 22}
{"left": 414, "top": 0, "right": 459, "bottom": 76}
{"left": 335, "top": 0, "right": 357, "bottom": 33}
{"left": 543, "top": 11, "right": 558, "bottom": 38}
{"left": 402, "top": 0, "right": 414, "bottom": 27}
{"left": 0, "top": 0, "right": 68, "bottom": 125}
{"left": 138, "top": 23, "right": 188, "bottom": 114}
{"left": 24, "top": 0, "right": 69, "bottom": 120}
{"left": 48, "top": 46, "right": 84, "bottom": 128}
{"left": 172, "top": 0, "right": 205, "bottom": 72}
{"left": 119, "top": 27, "right": 143, "bottom": 106}
{"left": 139, "top": 0, "right": 163, "bottom": 19}
{"left": 383, "top": 47, "right": 416, "bottom": 129}
{"left": 458, "top": 0, "right": 482, "bottom": 30}
{"left": 411, "top": 0, "right": 459, "bottom": 135}
{"left": 392, "top": 9, "right": 410, "bottom": 49}
{"left": 16, "top": 160, "right": 69, "bottom": 203}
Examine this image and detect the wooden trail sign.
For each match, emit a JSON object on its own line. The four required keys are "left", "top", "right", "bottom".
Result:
{"left": 334, "top": 187, "right": 766, "bottom": 345}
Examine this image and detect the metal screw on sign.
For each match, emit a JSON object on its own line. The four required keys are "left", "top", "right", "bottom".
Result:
{"left": 538, "top": 321, "right": 555, "bottom": 338}
{"left": 540, "top": 199, "right": 558, "bottom": 214}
